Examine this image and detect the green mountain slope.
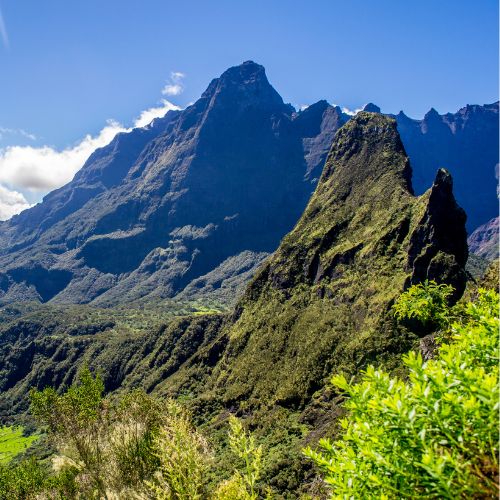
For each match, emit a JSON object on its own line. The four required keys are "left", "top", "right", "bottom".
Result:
{"left": 154, "top": 113, "right": 467, "bottom": 409}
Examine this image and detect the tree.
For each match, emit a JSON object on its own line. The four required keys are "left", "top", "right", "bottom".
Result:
{"left": 30, "top": 367, "right": 167, "bottom": 498}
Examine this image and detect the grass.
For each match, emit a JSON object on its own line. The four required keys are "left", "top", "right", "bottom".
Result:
{"left": 0, "top": 426, "right": 38, "bottom": 464}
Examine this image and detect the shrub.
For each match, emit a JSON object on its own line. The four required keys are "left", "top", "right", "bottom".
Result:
{"left": 214, "top": 416, "right": 264, "bottom": 500}
{"left": 30, "top": 366, "right": 110, "bottom": 497}
{"left": 305, "top": 288, "right": 499, "bottom": 498}
{"left": 146, "top": 400, "right": 212, "bottom": 500}
{"left": 30, "top": 367, "right": 169, "bottom": 498}
{"left": 393, "top": 280, "right": 454, "bottom": 330}
{"left": 0, "top": 458, "right": 47, "bottom": 499}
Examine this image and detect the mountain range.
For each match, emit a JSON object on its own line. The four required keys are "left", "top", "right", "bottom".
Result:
{"left": 0, "top": 61, "right": 496, "bottom": 308}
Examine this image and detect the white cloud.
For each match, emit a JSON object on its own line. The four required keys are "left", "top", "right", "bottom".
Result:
{"left": 162, "top": 71, "right": 186, "bottom": 96}
{"left": 340, "top": 106, "right": 363, "bottom": 116}
{"left": 0, "top": 99, "right": 180, "bottom": 218}
{"left": 134, "top": 99, "right": 179, "bottom": 128}
{"left": 0, "top": 185, "right": 31, "bottom": 221}
{"left": 162, "top": 84, "right": 183, "bottom": 96}
{"left": 0, "top": 119, "right": 125, "bottom": 191}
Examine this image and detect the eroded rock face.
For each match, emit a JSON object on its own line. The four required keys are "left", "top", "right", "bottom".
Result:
{"left": 394, "top": 102, "right": 499, "bottom": 231}
{"left": 407, "top": 168, "right": 468, "bottom": 299}
{"left": 0, "top": 62, "right": 494, "bottom": 306}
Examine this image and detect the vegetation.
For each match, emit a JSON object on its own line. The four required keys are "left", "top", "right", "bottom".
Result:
{"left": 147, "top": 401, "right": 211, "bottom": 499}
{"left": 392, "top": 280, "right": 454, "bottom": 330}
{"left": 0, "top": 427, "right": 38, "bottom": 464}
{"left": 0, "top": 366, "right": 270, "bottom": 498}
{"left": 0, "top": 283, "right": 497, "bottom": 498}
{"left": 0, "top": 114, "right": 482, "bottom": 497}
{"left": 30, "top": 367, "right": 176, "bottom": 497}
{"left": 305, "top": 285, "right": 499, "bottom": 499}
{"left": 0, "top": 302, "right": 224, "bottom": 420}
{"left": 215, "top": 416, "right": 264, "bottom": 499}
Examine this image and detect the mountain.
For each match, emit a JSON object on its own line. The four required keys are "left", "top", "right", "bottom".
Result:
{"left": 468, "top": 216, "right": 498, "bottom": 261}
{"left": 160, "top": 112, "right": 468, "bottom": 407}
{"left": 393, "top": 103, "right": 499, "bottom": 232}
{"left": 0, "top": 62, "right": 344, "bottom": 307}
{"left": 0, "top": 113, "right": 469, "bottom": 494}
{"left": 0, "top": 61, "right": 494, "bottom": 308}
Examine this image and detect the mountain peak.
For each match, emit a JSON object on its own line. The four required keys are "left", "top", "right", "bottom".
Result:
{"left": 214, "top": 110, "right": 468, "bottom": 408}
{"left": 363, "top": 102, "right": 381, "bottom": 113}
{"left": 220, "top": 60, "right": 266, "bottom": 81}
{"left": 321, "top": 112, "right": 413, "bottom": 194}
{"left": 200, "top": 61, "right": 284, "bottom": 112}
{"left": 424, "top": 107, "right": 441, "bottom": 120}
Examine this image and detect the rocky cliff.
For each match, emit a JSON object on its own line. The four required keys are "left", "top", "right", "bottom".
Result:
{"left": 468, "top": 216, "right": 498, "bottom": 261}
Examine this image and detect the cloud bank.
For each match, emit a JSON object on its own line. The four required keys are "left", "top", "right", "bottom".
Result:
{"left": 0, "top": 99, "right": 180, "bottom": 220}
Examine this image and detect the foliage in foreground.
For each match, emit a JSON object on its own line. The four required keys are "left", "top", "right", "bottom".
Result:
{"left": 30, "top": 369, "right": 168, "bottom": 498}
{"left": 1, "top": 282, "right": 497, "bottom": 499}
{"left": 305, "top": 285, "right": 499, "bottom": 499}
{"left": 215, "top": 416, "right": 265, "bottom": 499}
{"left": 392, "top": 280, "right": 454, "bottom": 330}
{"left": 0, "top": 367, "right": 268, "bottom": 499}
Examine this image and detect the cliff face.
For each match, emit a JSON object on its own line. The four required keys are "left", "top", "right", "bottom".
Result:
{"left": 394, "top": 102, "right": 499, "bottom": 231}
{"left": 0, "top": 62, "right": 342, "bottom": 306}
{"left": 0, "top": 62, "right": 493, "bottom": 308}
{"left": 0, "top": 114, "right": 469, "bottom": 414}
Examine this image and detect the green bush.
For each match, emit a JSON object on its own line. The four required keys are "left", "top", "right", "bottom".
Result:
{"left": 0, "top": 458, "right": 47, "bottom": 499}
{"left": 305, "top": 288, "right": 499, "bottom": 498}
{"left": 30, "top": 367, "right": 169, "bottom": 498}
{"left": 393, "top": 280, "right": 454, "bottom": 329}
{"left": 214, "top": 416, "right": 264, "bottom": 500}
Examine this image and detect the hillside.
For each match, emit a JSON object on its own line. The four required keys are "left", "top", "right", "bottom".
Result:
{"left": 154, "top": 112, "right": 468, "bottom": 409}
{"left": 468, "top": 216, "right": 499, "bottom": 261}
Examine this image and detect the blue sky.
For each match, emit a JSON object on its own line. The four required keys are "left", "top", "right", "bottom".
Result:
{"left": 0, "top": 0, "right": 497, "bottom": 217}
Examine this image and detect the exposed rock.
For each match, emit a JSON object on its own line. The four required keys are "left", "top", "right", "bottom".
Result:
{"left": 468, "top": 216, "right": 498, "bottom": 262}
{"left": 394, "top": 102, "right": 499, "bottom": 231}
{"left": 363, "top": 102, "right": 381, "bottom": 113}
{"left": 0, "top": 62, "right": 495, "bottom": 307}
{"left": 0, "top": 62, "right": 344, "bottom": 306}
